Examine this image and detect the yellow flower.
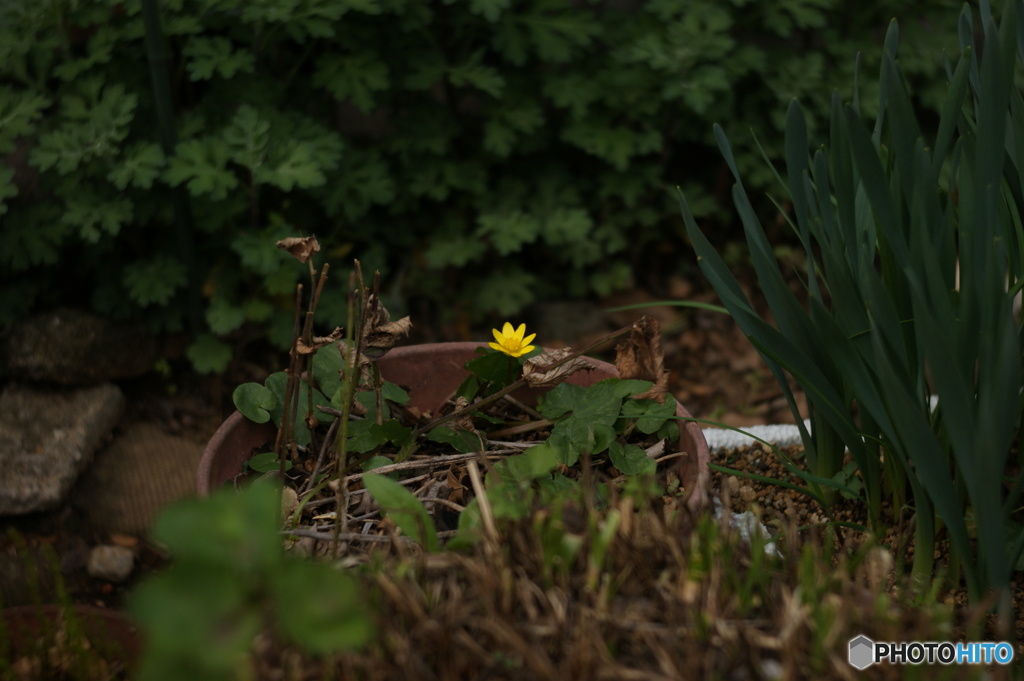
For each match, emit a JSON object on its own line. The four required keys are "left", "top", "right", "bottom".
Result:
{"left": 489, "top": 322, "right": 537, "bottom": 358}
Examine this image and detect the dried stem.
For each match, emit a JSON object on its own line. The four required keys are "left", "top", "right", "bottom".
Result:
{"left": 275, "top": 283, "right": 305, "bottom": 468}
{"left": 300, "top": 414, "right": 341, "bottom": 498}
{"left": 331, "top": 266, "right": 363, "bottom": 557}
{"left": 342, "top": 450, "right": 517, "bottom": 482}
{"left": 300, "top": 264, "right": 331, "bottom": 441}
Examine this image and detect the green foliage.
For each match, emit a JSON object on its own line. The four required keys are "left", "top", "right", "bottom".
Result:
{"left": 363, "top": 472, "right": 441, "bottom": 550}
{"left": 442, "top": 368, "right": 671, "bottom": 547}
{"left": 301, "top": 341, "right": 680, "bottom": 550}
{"left": 347, "top": 418, "right": 414, "bottom": 453}
{"left": 539, "top": 378, "right": 667, "bottom": 466}
{"left": 186, "top": 333, "right": 233, "bottom": 374}
{"left": 123, "top": 255, "right": 189, "bottom": 307}
{"left": 246, "top": 450, "right": 293, "bottom": 473}
{"left": 608, "top": 441, "right": 656, "bottom": 476}
{"left": 456, "top": 348, "right": 528, "bottom": 400}
{"left": 128, "top": 483, "right": 373, "bottom": 681}
{"left": 426, "top": 426, "right": 485, "bottom": 453}
{"left": 681, "top": 2, "right": 1024, "bottom": 618}
{"left": 233, "top": 383, "right": 275, "bottom": 424}
{"left": 0, "top": 0, "right": 964, "bottom": 369}
{"left": 233, "top": 348, "right": 411, "bottom": 450}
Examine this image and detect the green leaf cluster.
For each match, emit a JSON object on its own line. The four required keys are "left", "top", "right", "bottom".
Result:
{"left": 0, "top": 0, "right": 964, "bottom": 368}
{"left": 233, "top": 348, "right": 410, "bottom": 451}
{"left": 440, "top": 376, "right": 673, "bottom": 546}
{"left": 128, "top": 483, "right": 373, "bottom": 681}
{"left": 456, "top": 348, "right": 531, "bottom": 400}
{"left": 449, "top": 439, "right": 630, "bottom": 569}
{"left": 351, "top": 354, "right": 678, "bottom": 551}
{"left": 539, "top": 379, "right": 673, "bottom": 469}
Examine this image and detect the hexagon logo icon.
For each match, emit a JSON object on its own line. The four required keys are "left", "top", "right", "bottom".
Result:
{"left": 848, "top": 635, "right": 875, "bottom": 670}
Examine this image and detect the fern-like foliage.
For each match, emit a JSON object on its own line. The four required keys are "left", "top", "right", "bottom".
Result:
{"left": 0, "top": 0, "right": 964, "bottom": 371}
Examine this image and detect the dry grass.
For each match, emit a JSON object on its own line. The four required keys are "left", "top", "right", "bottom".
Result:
{"left": 256, "top": 485, "right": 1013, "bottom": 681}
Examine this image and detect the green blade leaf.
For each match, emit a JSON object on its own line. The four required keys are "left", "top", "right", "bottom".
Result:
{"left": 363, "top": 473, "right": 439, "bottom": 551}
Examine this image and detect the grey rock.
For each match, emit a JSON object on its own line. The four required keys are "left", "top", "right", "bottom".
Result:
{"left": 86, "top": 544, "right": 135, "bottom": 582}
{"left": 0, "top": 383, "right": 124, "bottom": 515}
{"left": 2, "top": 308, "right": 159, "bottom": 385}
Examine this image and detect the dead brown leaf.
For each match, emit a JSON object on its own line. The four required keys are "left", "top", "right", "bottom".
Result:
{"left": 364, "top": 316, "right": 412, "bottom": 359}
{"left": 615, "top": 316, "right": 669, "bottom": 403}
{"left": 448, "top": 396, "right": 476, "bottom": 432}
{"left": 276, "top": 236, "right": 321, "bottom": 263}
{"left": 445, "top": 466, "right": 468, "bottom": 505}
{"left": 522, "top": 347, "right": 593, "bottom": 388}
{"left": 361, "top": 293, "right": 411, "bottom": 359}
{"left": 295, "top": 327, "right": 344, "bottom": 354}
{"left": 334, "top": 292, "right": 414, "bottom": 407}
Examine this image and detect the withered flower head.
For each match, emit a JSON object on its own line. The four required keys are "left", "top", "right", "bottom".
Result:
{"left": 276, "top": 236, "right": 321, "bottom": 264}
{"left": 362, "top": 293, "right": 412, "bottom": 359}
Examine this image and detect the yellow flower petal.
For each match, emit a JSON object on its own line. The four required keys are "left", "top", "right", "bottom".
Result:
{"left": 490, "top": 322, "right": 537, "bottom": 357}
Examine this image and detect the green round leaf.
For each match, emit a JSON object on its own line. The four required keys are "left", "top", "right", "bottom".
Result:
{"left": 246, "top": 451, "right": 291, "bottom": 473}
{"left": 233, "top": 382, "right": 275, "bottom": 423}
{"left": 608, "top": 441, "right": 655, "bottom": 476}
{"left": 505, "top": 442, "right": 560, "bottom": 481}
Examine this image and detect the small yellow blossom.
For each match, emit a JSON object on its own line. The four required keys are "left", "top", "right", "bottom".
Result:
{"left": 489, "top": 322, "right": 536, "bottom": 358}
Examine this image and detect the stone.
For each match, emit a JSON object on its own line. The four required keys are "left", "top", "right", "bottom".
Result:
{"left": 87, "top": 544, "right": 135, "bottom": 582}
{"left": 71, "top": 423, "right": 203, "bottom": 536}
{"left": 2, "top": 308, "right": 160, "bottom": 385}
{"left": 0, "top": 383, "right": 124, "bottom": 515}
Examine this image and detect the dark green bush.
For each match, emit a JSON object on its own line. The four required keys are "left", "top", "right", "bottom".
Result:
{"left": 0, "top": 0, "right": 961, "bottom": 371}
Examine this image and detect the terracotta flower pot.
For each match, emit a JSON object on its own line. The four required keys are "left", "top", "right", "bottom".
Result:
{"left": 198, "top": 342, "right": 709, "bottom": 512}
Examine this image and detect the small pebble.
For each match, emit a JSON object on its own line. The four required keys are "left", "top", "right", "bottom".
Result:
{"left": 759, "top": 660, "right": 783, "bottom": 680}
{"left": 87, "top": 545, "right": 134, "bottom": 582}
